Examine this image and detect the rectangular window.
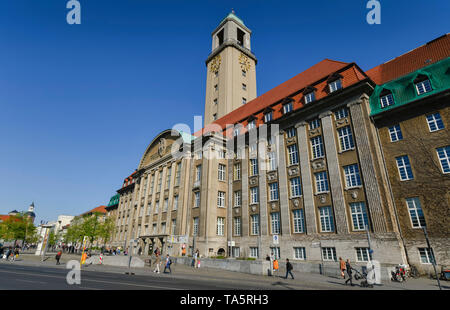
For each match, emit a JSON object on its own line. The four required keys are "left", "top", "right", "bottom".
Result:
{"left": 343, "top": 164, "right": 362, "bottom": 188}
{"left": 193, "top": 217, "right": 199, "bottom": 236}
{"left": 250, "top": 187, "right": 259, "bottom": 204}
{"left": 319, "top": 206, "right": 334, "bottom": 232}
{"left": 304, "top": 92, "right": 315, "bottom": 104}
{"left": 268, "top": 151, "right": 277, "bottom": 171}
{"left": 242, "top": 83, "right": 246, "bottom": 91}
{"left": 196, "top": 165, "right": 202, "bottom": 182}
{"left": 311, "top": 136, "right": 324, "bottom": 159}
{"left": 283, "top": 102, "right": 293, "bottom": 114}
{"left": 292, "top": 209, "right": 305, "bottom": 233}
{"left": 218, "top": 164, "right": 226, "bottom": 181}
{"left": 294, "top": 247, "right": 306, "bottom": 260}
{"left": 337, "top": 126, "right": 354, "bottom": 151}
{"left": 288, "top": 144, "right": 299, "bottom": 165}
{"left": 251, "top": 214, "right": 259, "bottom": 235}
{"left": 242, "top": 70, "right": 246, "bottom": 77}
{"left": 321, "top": 247, "right": 337, "bottom": 261}
{"left": 173, "top": 195, "right": 179, "bottom": 210}
{"left": 175, "top": 162, "right": 181, "bottom": 186}
{"left": 250, "top": 158, "right": 259, "bottom": 176}
{"left": 234, "top": 190, "right": 242, "bottom": 207}
{"left": 233, "top": 217, "right": 241, "bottom": 236}
{"left": 419, "top": 248, "right": 435, "bottom": 264}
{"left": 217, "top": 191, "right": 226, "bottom": 207}
{"left": 154, "top": 201, "right": 159, "bottom": 214}
{"left": 350, "top": 202, "right": 369, "bottom": 231}
{"left": 329, "top": 80, "right": 342, "bottom": 93}
{"left": 213, "top": 113, "right": 217, "bottom": 120}
{"left": 218, "top": 150, "right": 226, "bottom": 159}
{"left": 436, "top": 146, "right": 450, "bottom": 173}
{"left": 166, "top": 167, "right": 172, "bottom": 189}
{"left": 389, "top": 124, "right": 403, "bottom": 142}
{"left": 286, "top": 127, "right": 296, "bottom": 138}
{"left": 426, "top": 112, "right": 445, "bottom": 132}
{"left": 213, "top": 98, "right": 217, "bottom": 105}
{"left": 315, "top": 171, "right": 329, "bottom": 193}
{"left": 380, "top": 93, "right": 394, "bottom": 108}
{"left": 234, "top": 163, "right": 241, "bottom": 180}
{"left": 415, "top": 79, "right": 432, "bottom": 95}
{"left": 158, "top": 172, "right": 162, "bottom": 192}
{"left": 406, "top": 197, "right": 426, "bottom": 228}
{"left": 250, "top": 247, "right": 259, "bottom": 258}
{"left": 335, "top": 107, "right": 348, "bottom": 120}
{"left": 396, "top": 155, "right": 414, "bottom": 180}
{"left": 269, "top": 182, "right": 279, "bottom": 201}
{"left": 217, "top": 217, "right": 225, "bottom": 236}
{"left": 194, "top": 191, "right": 201, "bottom": 208}
{"left": 290, "top": 177, "right": 302, "bottom": 198}
{"left": 152, "top": 223, "right": 157, "bottom": 234}
{"left": 163, "top": 198, "right": 168, "bottom": 212}
{"left": 171, "top": 219, "right": 176, "bottom": 235}
{"left": 270, "top": 247, "right": 281, "bottom": 260}
{"left": 356, "top": 247, "right": 372, "bottom": 262}
{"left": 309, "top": 118, "right": 320, "bottom": 130}
{"left": 271, "top": 212, "right": 280, "bottom": 234}
{"left": 242, "top": 97, "right": 247, "bottom": 105}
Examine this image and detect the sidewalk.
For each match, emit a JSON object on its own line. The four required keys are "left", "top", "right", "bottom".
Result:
{"left": 3, "top": 254, "right": 447, "bottom": 290}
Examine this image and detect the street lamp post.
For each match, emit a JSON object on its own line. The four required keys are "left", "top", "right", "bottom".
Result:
{"left": 423, "top": 227, "right": 441, "bottom": 290}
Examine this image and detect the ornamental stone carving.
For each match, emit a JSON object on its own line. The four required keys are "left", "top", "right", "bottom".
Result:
{"left": 309, "top": 128, "right": 320, "bottom": 136}
{"left": 351, "top": 191, "right": 358, "bottom": 199}
{"left": 292, "top": 199, "right": 300, "bottom": 208}
{"left": 335, "top": 118, "right": 349, "bottom": 127}
{"left": 234, "top": 208, "right": 240, "bottom": 214}
{"left": 267, "top": 171, "right": 278, "bottom": 181}
{"left": 250, "top": 177, "right": 258, "bottom": 185}
{"left": 158, "top": 138, "right": 166, "bottom": 157}
{"left": 319, "top": 195, "right": 327, "bottom": 204}
{"left": 239, "top": 53, "right": 251, "bottom": 72}
{"left": 251, "top": 205, "right": 257, "bottom": 212}
{"left": 288, "top": 167, "right": 299, "bottom": 176}
{"left": 311, "top": 159, "right": 326, "bottom": 170}
{"left": 271, "top": 202, "right": 277, "bottom": 210}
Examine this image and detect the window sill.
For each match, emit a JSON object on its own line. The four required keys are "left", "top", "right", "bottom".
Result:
{"left": 315, "top": 191, "right": 330, "bottom": 195}
{"left": 311, "top": 156, "right": 325, "bottom": 162}
{"left": 345, "top": 186, "right": 362, "bottom": 191}
{"left": 338, "top": 148, "right": 355, "bottom": 154}
{"left": 290, "top": 195, "right": 302, "bottom": 199}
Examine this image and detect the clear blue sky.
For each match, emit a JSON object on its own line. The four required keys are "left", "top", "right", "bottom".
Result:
{"left": 0, "top": 0, "right": 448, "bottom": 224}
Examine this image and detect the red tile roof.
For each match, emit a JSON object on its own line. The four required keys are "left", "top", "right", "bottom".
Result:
{"left": 81, "top": 205, "right": 107, "bottom": 216}
{"left": 197, "top": 59, "right": 368, "bottom": 138}
{"left": 366, "top": 33, "right": 450, "bottom": 85}
{"left": 0, "top": 215, "right": 10, "bottom": 222}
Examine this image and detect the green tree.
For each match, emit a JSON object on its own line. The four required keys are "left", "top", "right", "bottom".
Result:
{"left": 99, "top": 216, "right": 115, "bottom": 251}
{"left": 0, "top": 214, "right": 36, "bottom": 246}
{"left": 81, "top": 212, "right": 103, "bottom": 246}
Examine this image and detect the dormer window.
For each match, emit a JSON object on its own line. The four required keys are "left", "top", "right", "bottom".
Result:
{"left": 329, "top": 79, "right": 342, "bottom": 93}
{"left": 247, "top": 120, "right": 256, "bottom": 130}
{"left": 283, "top": 101, "right": 293, "bottom": 114}
{"left": 264, "top": 111, "right": 273, "bottom": 123}
{"left": 380, "top": 89, "right": 394, "bottom": 108}
{"left": 304, "top": 92, "right": 315, "bottom": 104}
{"left": 414, "top": 75, "right": 432, "bottom": 95}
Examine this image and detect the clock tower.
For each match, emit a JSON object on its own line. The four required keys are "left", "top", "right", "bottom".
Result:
{"left": 204, "top": 11, "right": 257, "bottom": 126}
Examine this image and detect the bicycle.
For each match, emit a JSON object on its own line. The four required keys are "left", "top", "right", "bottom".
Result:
{"left": 406, "top": 265, "right": 420, "bottom": 279}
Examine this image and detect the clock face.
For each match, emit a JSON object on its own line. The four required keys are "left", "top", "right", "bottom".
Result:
{"left": 209, "top": 55, "right": 221, "bottom": 73}
{"left": 239, "top": 53, "right": 251, "bottom": 72}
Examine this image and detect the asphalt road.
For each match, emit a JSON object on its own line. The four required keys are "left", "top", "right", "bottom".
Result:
{"left": 0, "top": 263, "right": 273, "bottom": 290}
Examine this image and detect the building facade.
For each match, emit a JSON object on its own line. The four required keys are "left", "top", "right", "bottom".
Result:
{"left": 107, "top": 14, "right": 449, "bottom": 272}
{"left": 369, "top": 54, "right": 450, "bottom": 272}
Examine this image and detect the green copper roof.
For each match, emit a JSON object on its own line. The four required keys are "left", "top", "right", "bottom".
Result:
{"left": 369, "top": 57, "right": 450, "bottom": 116}
{"left": 220, "top": 12, "right": 245, "bottom": 26}
{"left": 107, "top": 193, "right": 120, "bottom": 207}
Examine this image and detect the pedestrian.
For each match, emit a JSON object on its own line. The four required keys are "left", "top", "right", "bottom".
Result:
{"left": 284, "top": 259, "right": 294, "bottom": 279}
{"left": 194, "top": 249, "right": 199, "bottom": 268}
{"left": 339, "top": 257, "right": 346, "bottom": 279}
{"left": 56, "top": 250, "right": 62, "bottom": 265}
{"left": 153, "top": 252, "right": 161, "bottom": 273}
{"left": 181, "top": 247, "right": 186, "bottom": 257}
{"left": 5, "top": 248, "right": 11, "bottom": 261}
{"left": 345, "top": 259, "right": 354, "bottom": 286}
{"left": 273, "top": 258, "right": 279, "bottom": 275}
{"left": 13, "top": 248, "right": 19, "bottom": 261}
{"left": 163, "top": 254, "right": 172, "bottom": 274}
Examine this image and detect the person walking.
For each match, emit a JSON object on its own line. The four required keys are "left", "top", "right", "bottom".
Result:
{"left": 284, "top": 259, "right": 294, "bottom": 279}
{"left": 273, "top": 258, "right": 279, "bottom": 275}
{"left": 194, "top": 249, "right": 199, "bottom": 268}
{"left": 153, "top": 252, "right": 161, "bottom": 273}
{"left": 163, "top": 254, "right": 172, "bottom": 274}
{"left": 339, "top": 257, "right": 346, "bottom": 279}
{"left": 56, "top": 250, "right": 62, "bottom": 265}
{"left": 345, "top": 259, "right": 354, "bottom": 286}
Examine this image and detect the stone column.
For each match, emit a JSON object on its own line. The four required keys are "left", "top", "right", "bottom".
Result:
{"left": 348, "top": 98, "right": 387, "bottom": 233}
{"left": 320, "top": 111, "right": 349, "bottom": 234}
{"left": 242, "top": 148, "right": 250, "bottom": 237}
{"left": 257, "top": 143, "right": 268, "bottom": 237}
{"left": 276, "top": 131, "right": 292, "bottom": 236}
{"left": 295, "top": 121, "right": 318, "bottom": 234}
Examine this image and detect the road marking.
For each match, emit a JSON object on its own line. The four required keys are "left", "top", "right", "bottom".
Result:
{"left": 0, "top": 269, "right": 183, "bottom": 290}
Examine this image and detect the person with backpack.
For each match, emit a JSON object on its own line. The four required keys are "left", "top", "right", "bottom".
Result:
{"left": 163, "top": 254, "right": 172, "bottom": 274}
{"left": 284, "top": 258, "right": 294, "bottom": 279}
{"left": 55, "top": 250, "right": 62, "bottom": 265}
{"left": 345, "top": 259, "right": 354, "bottom": 286}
